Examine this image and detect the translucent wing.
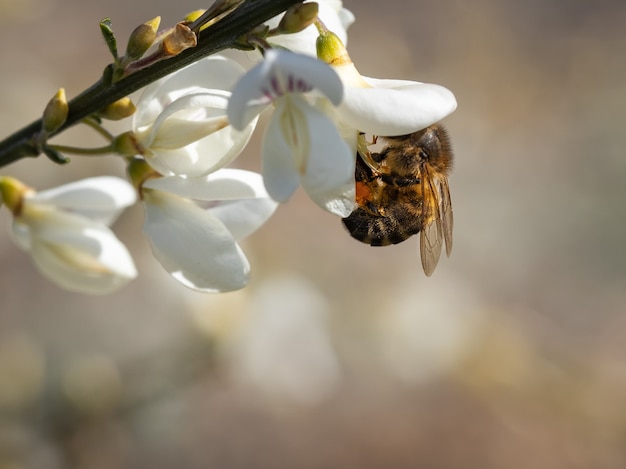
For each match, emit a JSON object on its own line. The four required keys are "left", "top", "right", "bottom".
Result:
{"left": 438, "top": 176, "right": 453, "bottom": 257}
{"left": 419, "top": 169, "right": 444, "bottom": 276}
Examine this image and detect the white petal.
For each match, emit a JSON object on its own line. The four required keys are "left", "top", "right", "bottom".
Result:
{"left": 144, "top": 169, "right": 272, "bottom": 201}
{"left": 30, "top": 177, "right": 136, "bottom": 226}
{"left": 142, "top": 91, "right": 232, "bottom": 149}
{"left": 228, "top": 49, "right": 343, "bottom": 131}
{"left": 143, "top": 115, "right": 258, "bottom": 178}
{"left": 296, "top": 102, "right": 355, "bottom": 216}
{"left": 14, "top": 207, "right": 136, "bottom": 294}
{"left": 339, "top": 81, "right": 457, "bottom": 135}
{"left": 134, "top": 55, "right": 246, "bottom": 129}
{"left": 261, "top": 96, "right": 354, "bottom": 214}
{"left": 261, "top": 104, "right": 301, "bottom": 203}
{"left": 205, "top": 171, "right": 278, "bottom": 240}
{"left": 142, "top": 189, "right": 250, "bottom": 292}
{"left": 265, "top": 50, "right": 344, "bottom": 105}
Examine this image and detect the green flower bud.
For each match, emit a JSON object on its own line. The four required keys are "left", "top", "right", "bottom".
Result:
{"left": 99, "top": 97, "right": 136, "bottom": 121}
{"left": 277, "top": 3, "right": 319, "bottom": 34}
{"left": 125, "top": 16, "right": 161, "bottom": 60}
{"left": 0, "top": 176, "right": 32, "bottom": 215}
{"left": 42, "top": 88, "right": 69, "bottom": 133}
{"left": 184, "top": 9, "right": 206, "bottom": 23}
{"left": 316, "top": 29, "right": 351, "bottom": 66}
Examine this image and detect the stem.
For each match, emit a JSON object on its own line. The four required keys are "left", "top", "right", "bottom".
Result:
{"left": 82, "top": 117, "right": 115, "bottom": 141}
{"left": 48, "top": 144, "right": 115, "bottom": 155}
{"left": 0, "top": 0, "right": 301, "bottom": 168}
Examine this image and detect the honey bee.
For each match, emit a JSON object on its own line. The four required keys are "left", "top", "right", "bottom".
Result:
{"left": 341, "top": 124, "right": 454, "bottom": 276}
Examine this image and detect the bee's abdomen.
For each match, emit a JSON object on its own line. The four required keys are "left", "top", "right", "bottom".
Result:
{"left": 342, "top": 209, "right": 418, "bottom": 246}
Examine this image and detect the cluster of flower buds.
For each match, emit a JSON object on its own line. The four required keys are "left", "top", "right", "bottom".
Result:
{"left": 0, "top": 0, "right": 456, "bottom": 295}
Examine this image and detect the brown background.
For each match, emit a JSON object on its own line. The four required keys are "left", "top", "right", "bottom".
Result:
{"left": 1, "top": 0, "right": 626, "bottom": 467}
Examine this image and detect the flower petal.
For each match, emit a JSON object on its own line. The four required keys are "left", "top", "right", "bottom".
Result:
{"left": 29, "top": 177, "right": 136, "bottom": 226}
{"left": 141, "top": 116, "right": 258, "bottom": 178}
{"left": 339, "top": 80, "right": 457, "bottom": 135}
{"left": 205, "top": 171, "right": 278, "bottom": 240}
{"left": 142, "top": 189, "right": 250, "bottom": 292}
{"left": 295, "top": 101, "right": 355, "bottom": 216}
{"left": 261, "top": 103, "right": 301, "bottom": 203}
{"left": 228, "top": 49, "right": 343, "bottom": 131}
{"left": 261, "top": 96, "right": 354, "bottom": 215}
{"left": 14, "top": 206, "right": 136, "bottom": 294}
{"left": 141, "top": 91, "right": 231, "bottom": 150}
{"left": 143, "top": 169, "right": 273, "bottom": 201}
{"left": 134, "top": 55, "right": 246, "bottom": 130}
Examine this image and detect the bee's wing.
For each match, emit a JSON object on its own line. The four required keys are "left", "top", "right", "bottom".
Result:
{"left": 419, "top": 172, "right": 444, "bottom": 276}
{"left": 438, "top": 177, "right": 454, "bottom": 257}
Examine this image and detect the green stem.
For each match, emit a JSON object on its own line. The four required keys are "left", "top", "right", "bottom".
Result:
{"left": 82, "top": 117, "right": 115, "bottom": 141}
{"left": 0, "top": 0, "right": 301, "bottom": 168}
{"left": 48, "top": 144, "right": 115, "bottom": 155}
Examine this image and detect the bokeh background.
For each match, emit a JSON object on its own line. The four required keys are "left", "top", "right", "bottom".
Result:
{"left": 1, "top": 0, "right": 626, "bottom": 467}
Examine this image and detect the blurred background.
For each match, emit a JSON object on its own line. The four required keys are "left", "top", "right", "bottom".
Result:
{"left": 1, "top": 0, "right": 626, "bottom": 467}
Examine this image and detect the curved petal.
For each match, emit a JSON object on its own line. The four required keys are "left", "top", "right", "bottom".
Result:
{"left": 143, "top": 115, "right": 258, "bottom": 177}
{"left": 141, "top": 91, "right": 232, "bottom": 150}
{"left": 293, "top": 99, "right": 355, "bottom": 216}
{"left": 144, "top": 169, "right": 272, "bottom": 201}
{"left": 265, "top": 50, "right": 344, "bottom": 105}
{"left": 228, "top": 49, "right": 343, "bottom": 131}
{"left": 15, "top": 207, "right": 136, "bottom": 294}
{"left": 205, "top": 171, "right": 278, "bottom": 240}
{"left": 134, "top": 55, "right": 246, "bottom": 129}
{"left": 142, "top": 189, "right": 250, "bottom": 292}
{"left": 261, "top": 95, "right": 354, "bottom": 213}
{"left": 261, "top": 103, "right": 301, "bottom": 203}
{"left": 29, "top": 177, "right": 136, "bottom": 226}
{"left": 339, "top": 81, "right": 457, "bottom": 135}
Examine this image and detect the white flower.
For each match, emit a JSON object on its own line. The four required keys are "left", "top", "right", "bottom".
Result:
{"left": 227, "top": 49, "right": 355, "bottom": 217}
{"left": 141, "top": 169, "right": 277, "bottom": 293}
{"left": 132, "top": 55, "right": 258, "bottom": 177}
{"left": 10, "top": 177, "right": 137, "bottom": 294}
{"left": 268, "top": 0, "right": 355, "bottom": 57}
{"left": 334, "top": 62, "right": 457, "bottom": 137}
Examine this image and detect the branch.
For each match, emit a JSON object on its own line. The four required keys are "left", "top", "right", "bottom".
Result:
{"left": 0, "top": 0, "right": 302, "bottom": 168}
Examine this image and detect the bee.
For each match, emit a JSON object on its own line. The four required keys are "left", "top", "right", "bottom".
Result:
{"left": 341, "top": 124, "right": 454, "bottom": 276}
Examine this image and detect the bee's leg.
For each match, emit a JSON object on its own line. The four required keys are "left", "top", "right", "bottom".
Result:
{"left": 359, "top": 151, "right": 381, "bottom": 173}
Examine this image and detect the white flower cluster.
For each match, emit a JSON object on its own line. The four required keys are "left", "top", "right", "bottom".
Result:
{"left": 0, "top": 1, "right": 456, "bottom": 295}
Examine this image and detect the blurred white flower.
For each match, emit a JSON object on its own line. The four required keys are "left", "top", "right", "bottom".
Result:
{"left": 378, "top": 279, "right": 481, "bottom": 384}
{"left": 228, "top": 49, "right": 354, "bottom": 216}
{"left": 230, "top": 276, "right": 341, "bottom": 405}
{"left": 7, "top": 177, "right": 137, "bottom": 294}
{"left": 132, "top": 55, "right": 258, "bottom": 177}
{"left": 140, "top": 169, "right": 277, "bottom": 293}
{"left": 268, "top": 0, "right": 355, "bottom": 56}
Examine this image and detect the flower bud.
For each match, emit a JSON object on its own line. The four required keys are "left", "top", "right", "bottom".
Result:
{"left": 0, "top": 176, "right": 32, "bottom": 215}
{"left": 277, "top": 3, "right": 319, "bottom": 34}
{"left": 125, "top": 16, "right": 161, "bottom": 60}
{"left": 98, "top": 97, "right": 136, "bottom": 120}
{"left": 316, "top": 29, "right": 351, "bottom": 66}
{"left": 42, "top": 88, "right": 69, "bottom": 133}
{"left": 184, "top": 9, "right": 206, "bottom": 23}
{"left": 316, "top": 29, "right": 369, "bottom": 88}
